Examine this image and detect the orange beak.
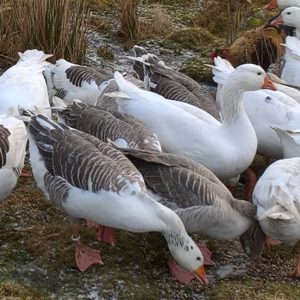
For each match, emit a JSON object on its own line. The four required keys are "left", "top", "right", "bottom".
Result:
{"left": 270, "top": 14, "right": 284, "bottom": 26}
{"left": 262, "top": 75, "right": 277, "bottom": 91}
{"left": 263, "top": 0, "right": 278, "bottom": 10}
{"left": 194, "top": 265, "right": 209, "bottom": 285}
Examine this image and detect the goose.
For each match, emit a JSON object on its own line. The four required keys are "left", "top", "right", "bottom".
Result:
{"left": 0, "top": 109, "right": 27, "bottom": 200}
{"left": 264, "top": 0, "right": 300, "bottom": 10}
{"left": 44, "top": 58, "right": 114, "bottom": 106}
{"left": 128, "top": 45, "right": 220, "bottom": 120}
{"left": 106, "top": 65, "right": 276, "bottom": 193}
{"left": 56, "top": 101, "right": 162, "bottom": 152}
{"left": 24, "top": 113, "right": 208, "bottom": 284}
{"left": 280, "top": 36, "right": 300, "bottom": 87}
{"left": 267, "top": 73, "right": 300, "bottom": 103}
{"left": 210, "top": 56, "right": 300, "bottom": 159}
{"left": 271, "top": 6, "right": 300, "bottom": 39}
{"left": 253, "top": 127, "right": 300, "bottom": 276}
{"left": 0, "top": 49, "right": 52, "bottom": 117}
{"left": 119, "top": 147, "right": 265, "bottom": 264}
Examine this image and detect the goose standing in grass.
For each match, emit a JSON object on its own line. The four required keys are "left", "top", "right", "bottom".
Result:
{"left": 209, "top": 56, "right": 300, "bottom": 159}
{"left": 0, "top": 49, "right": 52, "bottom": 117}
{"left": 253, "top": 127, "right": 300, "bottom": 276}
{"left": 44, "top": 58, "right": 114, "bottom": 106}
{"left": 0, "top": 109, "right": 27, "bottom": 201}
{"left": 129, "top": 45, "right": 220, "bottom": 120}
{"left": 119, "top": 147, "right": 265, "bottom": 281}
{"left": 23, "top": 113, "right": 208, "bottom": 284}
{"left": 107, "top": 64, "right": 276, "bottom": 194}
{"left": 56, "top": 101, "right": 162, "bottom": 152}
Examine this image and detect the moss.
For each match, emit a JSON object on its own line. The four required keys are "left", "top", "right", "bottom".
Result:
{"left": 167, "top": 27, "right": 219, "bottom": 52}
{"left": 208, "top": 279, "right": 300, "bottom": 300}
{"left": 180, "top": 56, "right": 214, "bottom": 83}
{"left": 0, "top": 280, "right": 49, "bottom": 300}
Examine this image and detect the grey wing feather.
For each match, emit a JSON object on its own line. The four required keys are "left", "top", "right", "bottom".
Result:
{"left": 0, "top": 125, "right": 10, "bottom": 168}
{"left": 66, "top": 66, "right": 113, "bottom": 87}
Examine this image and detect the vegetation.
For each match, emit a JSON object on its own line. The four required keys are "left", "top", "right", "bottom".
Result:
{"left": 0, "top": 0, "right": 89, "bottom": 68}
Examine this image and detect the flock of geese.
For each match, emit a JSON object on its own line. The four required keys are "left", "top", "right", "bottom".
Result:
{"left": 1, "top": 0, "right": 300, "bottom": 286}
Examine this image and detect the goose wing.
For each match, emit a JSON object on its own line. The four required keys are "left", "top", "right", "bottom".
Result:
{"left": 0, "top": 125, "right": 10, "bottom": 168}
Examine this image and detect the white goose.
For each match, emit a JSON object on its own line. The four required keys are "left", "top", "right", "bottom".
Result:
{"left": 210, "top": 56, "right": 300, "bottom": 158}
{"left": 44, "top": 58, "right": 114, "bottom": 106}
{"left": 253, "top": 127, "right": 300, "bottom": 276}
{"left": 0, "top": 49, "right": 52, "bottom": 117}
{"left": 0, "top": 109, "right": 27, "bottom": 201}
{"left": 24, "top": 114, "right": 207, "bottom": 284}
{"left": 107, "top": 65, "right": 275, "bottom": 189}
{"left": 264, "top": 0, "right": 300, "bottom": 10}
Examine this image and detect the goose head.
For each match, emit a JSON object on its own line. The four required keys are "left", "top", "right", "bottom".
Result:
{"left": 271, "top": 6, "right": 300, "bottom": 27}
{"left": 167, "top": 232, "right": 208, "bottom": 284}
{"left": 224, "top": 64, "right": 276, "bottom": 92}
{"left": 264, "top": 0, "right": 300, "bottom": 10}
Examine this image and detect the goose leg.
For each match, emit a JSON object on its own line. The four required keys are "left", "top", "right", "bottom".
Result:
{"left": 97, "top": 225, "right": 116, "bottom": 246}
{"left": 86, "top": 220, "right": 116, "bottom": 246}
{"left": 71, "top": 223, "right": 103, "bottom": 272}
{"left": 20, "top": 169, "right": 32, "bottom": 177}
{"left": 244, "top": 168, "right": 256, "bottom": 202}
{"left": 266, "top": 237, "right": 281, "bottom": 249}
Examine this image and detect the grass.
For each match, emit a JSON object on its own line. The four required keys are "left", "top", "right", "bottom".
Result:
{"left": 0, "top": 0, "right": 89, "bottom": 67}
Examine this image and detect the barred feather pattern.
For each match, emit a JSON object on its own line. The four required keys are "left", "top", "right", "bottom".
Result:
{"left": 44, "top": 171, "right": 69, "bottom": 209}
{"left": 65, "top": 66, "right": 113, "bottom": 87}
{"left": 0, "top": 124, "right": 10, "bottom": 168}
{"left": 29, "top": 115, "right": 145, "bottom": 195}
{"left": 58, "top": 102, "right": 161, "bottom": 151}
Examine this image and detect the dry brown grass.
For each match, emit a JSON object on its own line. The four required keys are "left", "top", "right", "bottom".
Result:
{"left": 118, "top": 0, "right": 140, "bottom": 42}
{"left": 0, "top": 0, "right": 89, "bottom": 68}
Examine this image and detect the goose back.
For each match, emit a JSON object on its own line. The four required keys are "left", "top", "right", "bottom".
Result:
{"left": 58, "top": 102, "right": 161, "bottom": 151}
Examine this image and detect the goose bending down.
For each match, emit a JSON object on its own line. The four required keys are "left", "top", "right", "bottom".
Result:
{"left": 120, "top": 148, "right": 265, "bottom": 262}
{"left": 0, "top": 109, "right": 27, "bottom": 200}
{"left": 107, "top": 65, "right": 276, "bottom": 192}
{"left": 253, "top": 128, "right": 300, "bottom": 276}
{"left": 264, "top": 0, "right": 300, "bottom": 9}
{"left": 56, "top": 101, "right": 162, "bottom": 152}
{"left": 210, "top": 56, "right": 300, "bottom": 159}
{"left": 128, "top": 45, "right": 220, "bottom": 120}
{"left": 44, "top": 59, "right": 114, "bottom": 106}
{"left": 0, "top": 49, "right": 52, "bottom": 117}
{"left": 24, "top": 114, "right": 208, "bottom": 284}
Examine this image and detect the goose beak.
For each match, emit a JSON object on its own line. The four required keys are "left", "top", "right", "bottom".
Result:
{"left": 263, "top": 0, "right": 277, "bottom": 10}
{"left": 262, "top": 76, "right": 277, "bottom": 91}
{"left": 194, "top": 265, "right": 209, "bottom": 285}
{"left": 270, "top": 14, "right": 283, "bottom": 26}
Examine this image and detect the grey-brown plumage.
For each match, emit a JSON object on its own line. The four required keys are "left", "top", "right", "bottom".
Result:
{"left": 65, "top": 65, "right": 113, "bottom": 87}
{"left": 28, "top": 115, "right": 145, "bottom": 205}
{"left": 57, "top": 101, "right": 161, "bottom": 152}
{"left": 132, "top": 46, "right": 220, "bottom": 120}
{"left": 121, "top": 148, "right": 265, "bottom": 258}
{"left": 0, "top": 124, "right": 10, "bottom": 168}
{"left": 95, "top": 73, "right": 145, "bottom": 109}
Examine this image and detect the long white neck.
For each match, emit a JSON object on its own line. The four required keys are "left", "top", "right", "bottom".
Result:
{"left": 295, "top": 28, "right": 300, "bottom": 40}
{"left": 219, "top": 82, "right": 247, "bottom": 125}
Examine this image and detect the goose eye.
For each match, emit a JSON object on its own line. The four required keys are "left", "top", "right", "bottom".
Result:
{"left": 196, "top": 256, "right": 201, "bottom": 261}
{"left": 257, "top": 72, "right": 262, "bottom": 76}
{"left": 287, "top": 12, "right": 291, "bottom": 15}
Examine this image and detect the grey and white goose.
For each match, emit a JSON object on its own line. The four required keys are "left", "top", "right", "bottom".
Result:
{"left": 57, "top": 101, "right": 162, "bottom": 152}
{"left": 0, "top": 110, "right": 27, "bottom": 201}
{"left": 44, "top": 58, "right": 114, "bottom": 106}
{"left": 129, "top": 45, "right": 220, "bottom": 120}
{"left": 120, "top": 148, "right": 265, "bottom": 260}
{"left": 25, "top": 114, "right": 208, "bottom": 284}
